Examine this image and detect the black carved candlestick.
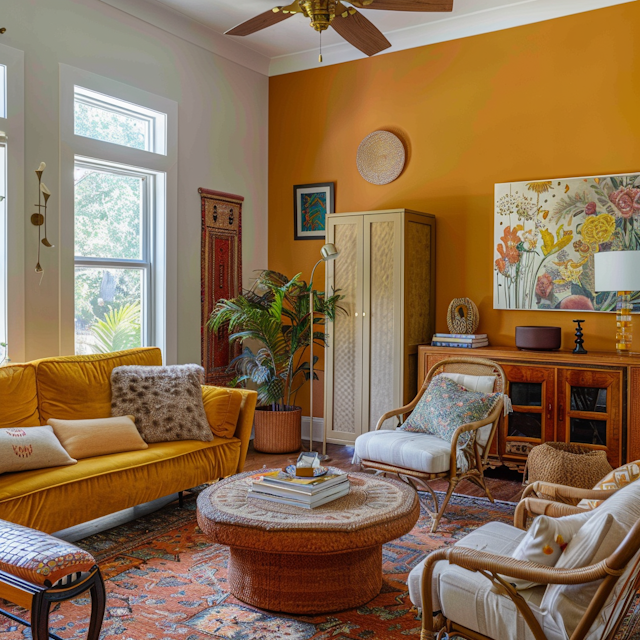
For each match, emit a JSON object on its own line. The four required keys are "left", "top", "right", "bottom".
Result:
{"left": 573, "top": 319, "right": 588, "bottom": 355}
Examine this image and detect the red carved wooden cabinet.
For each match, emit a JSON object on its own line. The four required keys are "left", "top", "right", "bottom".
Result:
{"left": 418, "top": 345, "right": 640, "bottom": 470}
{"left": 200, "top": 188, "right": 243, "bottom": 385}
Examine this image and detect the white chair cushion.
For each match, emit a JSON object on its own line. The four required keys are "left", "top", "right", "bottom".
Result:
{"left": 354, "top": 430, "right": 451, "bottom": 474}
{"left": 408, "top": 522, "right": 565, "bottom": 640}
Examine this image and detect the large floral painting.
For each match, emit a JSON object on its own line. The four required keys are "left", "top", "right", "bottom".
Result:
{"left": 494, "top": 173, "right": 640, "bottom": 312}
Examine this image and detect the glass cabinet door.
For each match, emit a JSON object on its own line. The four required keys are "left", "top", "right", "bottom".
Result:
{"left": 502, "top": 365, "right": 555, "bottom": 460}
{"left": 557, "top": 369, "right": 622, "bottom": 467}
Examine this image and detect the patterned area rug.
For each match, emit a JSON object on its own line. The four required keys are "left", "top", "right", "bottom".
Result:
{"left": 0, "top": 490, "right": 636, "bottom": 639}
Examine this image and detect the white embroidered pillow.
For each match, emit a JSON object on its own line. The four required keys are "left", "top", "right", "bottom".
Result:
{"left": 504, "top": 513, "right": 590, "bottom": 589}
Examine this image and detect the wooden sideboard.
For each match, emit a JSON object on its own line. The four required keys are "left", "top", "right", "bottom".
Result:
{"left": 418, "top": 345, "right": 640, "bottom": 471}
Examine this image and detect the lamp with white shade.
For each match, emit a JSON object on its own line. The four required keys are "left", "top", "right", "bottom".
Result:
{"left": 308, "top": 243, "right": 340, "bottom": 458}
{"left": 594, "top": 251, "right": 640, "bottom": 354}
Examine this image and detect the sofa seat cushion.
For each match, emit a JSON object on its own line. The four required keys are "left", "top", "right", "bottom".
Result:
{"left": 0, "top": 438, "right": 242, "bottom": 533}
{"left": 408, "top": 522, "right": 565, "bottom": 640}
{"left": 0, "top": 364, "right": 39, "bottom": 429}
{"left": 34, "top": 348, "right": 162, "bottom": 423}
{"left": 355, "top": 430, "right": 451, "bottom": 474}
{"left": 0, "top": 437, "right": 239, "bottom": 502}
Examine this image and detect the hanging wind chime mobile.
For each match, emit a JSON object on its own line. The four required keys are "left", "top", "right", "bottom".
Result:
{"left": 30, "top": 162, "right": 53, "bottom": 274}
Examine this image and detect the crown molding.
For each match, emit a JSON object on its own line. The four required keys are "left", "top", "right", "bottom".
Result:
{"left": 98, "top": 0, "right": 270, "bottom": 76}
{"left": 99, "top": 0, "right": 635, "bottom": 77}
{"left": 269, "top": 0, "right": 635, "bottom": 75}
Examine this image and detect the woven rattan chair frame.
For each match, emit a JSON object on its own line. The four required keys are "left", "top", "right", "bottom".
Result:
{"left": 419, "top": 483, "right": 640, "bottom": 640}
{"left": 360, "top": 357, "right": 506, "bottom": 533}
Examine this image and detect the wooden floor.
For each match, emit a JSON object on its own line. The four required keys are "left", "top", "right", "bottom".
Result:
{"left": 244, "top": 440, "right": 526, "bottom": 503}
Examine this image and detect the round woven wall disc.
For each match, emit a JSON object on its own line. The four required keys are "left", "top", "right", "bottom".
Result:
{"left": 356, "top": 131, "right": 406, "bottom": 185}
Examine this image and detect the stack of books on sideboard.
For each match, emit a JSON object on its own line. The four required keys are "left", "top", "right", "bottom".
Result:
{"left": 248, "top": 471, "right": 349, "bottom": 509}
{"left": 431, "top": 333, "right": 489, "bottom": 349}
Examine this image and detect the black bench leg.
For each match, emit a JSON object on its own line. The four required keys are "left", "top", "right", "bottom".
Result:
{"left": 87, "top": 571, "right": 106, "bottom": 640}
{"left": 178, "top": 491, "right": 184, "bottom": 508}
{"left": 30, "top": 593, "right": 51, "bottom": 640}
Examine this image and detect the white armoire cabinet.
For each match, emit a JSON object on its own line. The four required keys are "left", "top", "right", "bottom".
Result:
{"left": 324, "top": 209, "right": 436, "bottom": 445}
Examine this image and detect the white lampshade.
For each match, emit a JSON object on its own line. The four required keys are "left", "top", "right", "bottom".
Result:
{"left": 594, "top": 251, "right": 640, "bottom": 292}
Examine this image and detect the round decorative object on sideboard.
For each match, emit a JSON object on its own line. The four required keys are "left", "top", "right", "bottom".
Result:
{"left": 515, "top": 326, "right": 562, "bottom": 351}
{"left": 356, "top": 131, "right": 406, "bottom": 185}
{"left": 447, "top": 298, "right": 479, "bottom": 335}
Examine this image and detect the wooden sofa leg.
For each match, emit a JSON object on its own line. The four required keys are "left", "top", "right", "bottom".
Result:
{"left": 178, "top": 491, "right": 184, "bottom": 508}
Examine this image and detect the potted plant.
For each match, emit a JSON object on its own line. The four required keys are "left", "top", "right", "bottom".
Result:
{"left": 208, "top": 270, "right": 343, "bottom": 454}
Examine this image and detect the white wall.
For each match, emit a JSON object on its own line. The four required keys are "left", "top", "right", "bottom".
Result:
{"left": 0, "top": 0, "right": 268, "bottom": 363}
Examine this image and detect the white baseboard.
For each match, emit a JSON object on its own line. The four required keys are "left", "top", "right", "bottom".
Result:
{"left": 301, "top": 416, "right": 325, "bottom": 443}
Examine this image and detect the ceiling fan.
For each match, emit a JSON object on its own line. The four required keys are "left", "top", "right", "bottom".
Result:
{"left": 225, "top": 0, "right": 454, "bottom": 59}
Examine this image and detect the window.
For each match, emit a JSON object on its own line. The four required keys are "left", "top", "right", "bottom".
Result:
{"left": 74, "top": 86, "right": 166, "bottom": 154}
{"left": 74, "top": 161, "right": 153, "bottom": 355}
{"left": 0, "top": 132, "right": 6, "bottom": 362}
{"left": 70, "top": 82, "right": 169, "bottom": 355}
{"left": 61, "top": 66, "right": 177, "bottom": 360}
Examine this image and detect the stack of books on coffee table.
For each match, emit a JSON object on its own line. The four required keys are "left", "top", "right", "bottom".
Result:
{"left": 248, "top": 471, "right": 349, "bottom": 509}
{"left": 431, "top": 333, "right": 489, "bottom": 349}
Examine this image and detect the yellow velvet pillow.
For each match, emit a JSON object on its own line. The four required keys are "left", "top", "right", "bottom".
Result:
{"left": 48, "top": 415, "right": 148, "bottom": 459}
{"left": 0, "top": 364, "right": 40, "bottom": 429}
{"left": 201, "top": 386, "right": 243, "bottom": 438}
{"left": 34, "top": 348, "right": 162, "bottom": 423}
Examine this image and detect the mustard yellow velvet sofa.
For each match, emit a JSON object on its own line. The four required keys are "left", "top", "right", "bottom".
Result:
{"left": 0, "top": 347, "right": 257, "bottom": 533}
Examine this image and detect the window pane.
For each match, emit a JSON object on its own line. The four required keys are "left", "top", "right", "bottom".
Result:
{"left": 0, "top": 65, "right": 6, "bottom": 119}
{"left": 507, "top": 412, "right": 542, "bottom": 439}
{"left": 570, "top": 418, "right": 607, "bottom": 447}
{"left": 0, "top": 143, "right": 6, "bottom": 358}
{"left": 74, "top": 99, "right": 149, "bottom": 151}
{"left": 510, "top": 382, "right": 542, "bottom": 407}
{"left": 75, "top": 167, "right": 143, "bottom": 260}
{"left": 75, "top": 267, "right": 143, "bottom": 355}
{"left": 571, "top": 387, "right": 607, "bottom": 413}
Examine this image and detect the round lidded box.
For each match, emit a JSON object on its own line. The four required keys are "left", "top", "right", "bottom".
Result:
{"left": 515, "top": 326, "right": 561, "bottom": 351}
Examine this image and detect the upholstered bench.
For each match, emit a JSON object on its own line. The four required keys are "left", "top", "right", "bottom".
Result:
{"left": 0, "top": 520, "right": 105, "bottom": 640}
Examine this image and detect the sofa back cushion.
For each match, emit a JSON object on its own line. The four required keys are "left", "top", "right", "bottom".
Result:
{"left": 35, "top": 348, "right": 162, "bottom": 423}
{"left": 0, "top": 364, "right": 39, "bottom": 428}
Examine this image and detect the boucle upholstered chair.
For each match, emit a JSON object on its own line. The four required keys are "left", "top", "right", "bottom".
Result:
{"left": 354, "top": 357, "right": 506, "bottom": 532}
{"left": 409, "top": 476, "right": 640, "bottom": 640}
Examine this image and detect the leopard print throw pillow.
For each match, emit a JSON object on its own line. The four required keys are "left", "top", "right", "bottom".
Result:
{"left": 110, "top": 364, "right": 213, "bottom": 443}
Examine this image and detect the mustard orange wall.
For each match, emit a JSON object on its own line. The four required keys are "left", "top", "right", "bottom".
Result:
{"left": 268, "top": 3, "right": 640, "bottom": 417}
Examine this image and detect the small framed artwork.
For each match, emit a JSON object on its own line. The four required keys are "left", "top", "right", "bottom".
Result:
{"left": 293, "top": 182, "right": 335, "bottom": 240}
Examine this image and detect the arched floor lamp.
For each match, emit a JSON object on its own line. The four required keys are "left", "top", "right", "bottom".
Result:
{"left": 309, "top": 243, "right": 340, "bottom": 459}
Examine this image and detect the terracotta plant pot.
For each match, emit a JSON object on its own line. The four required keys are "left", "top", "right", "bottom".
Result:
{"left": 253, "top": 406, "right": 302, "bottom": 454}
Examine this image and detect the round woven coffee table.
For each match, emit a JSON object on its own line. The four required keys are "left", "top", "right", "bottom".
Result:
{"left": 196, "top": 469, "right": 420, "bottom": 614}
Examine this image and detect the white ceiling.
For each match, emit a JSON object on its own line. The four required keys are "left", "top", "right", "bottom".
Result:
{"left": 100, "top": 0, "right": 635, "bottom": 76}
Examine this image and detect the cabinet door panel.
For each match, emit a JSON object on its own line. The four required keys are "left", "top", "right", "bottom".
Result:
{"left": 363, "top": 214, "right": 403, "bottom": 431}
{"left": 557, "top": 369, "right": 622, "bottom": 466}
{"left": 502, "top": 365, "right": 555, "bottom": 461}
{"left": 325, "top": 217, "right": 364, "bottom": 443}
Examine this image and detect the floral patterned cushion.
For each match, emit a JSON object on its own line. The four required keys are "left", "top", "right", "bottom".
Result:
{"left": 399, "top": 375, "right": 501, "bottom": 469}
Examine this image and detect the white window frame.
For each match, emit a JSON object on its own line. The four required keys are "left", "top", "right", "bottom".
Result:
{"left": 60, "top": 65, "right": 177, "bottom": 362}
{"left": 0, "top": 43, "right": 25, "bottom": 363}
{"left": 74, "top": 86, "right": 167, "bottom": 155}
{"left": 74, "top": 158, "right": 155, "bottom": 348}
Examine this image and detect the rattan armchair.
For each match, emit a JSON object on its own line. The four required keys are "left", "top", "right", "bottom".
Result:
{"left": 513, "top": 481, "right": 618, "bottom": 529}
{"left": 355, "top": 357, "right": 506, "bottom": 532}
{"left": 415, "top": 478, "right": 640, "bottom": 640}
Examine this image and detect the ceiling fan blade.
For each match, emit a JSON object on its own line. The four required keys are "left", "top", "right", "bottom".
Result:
{"left": 226, "top": 4, "right": 298, "bottom": 37}
{"left": 331, "top": 8, "right": 391, "bottom": 57}
{"left": 349, "top": 0, "right": 453, "bottom": 11}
